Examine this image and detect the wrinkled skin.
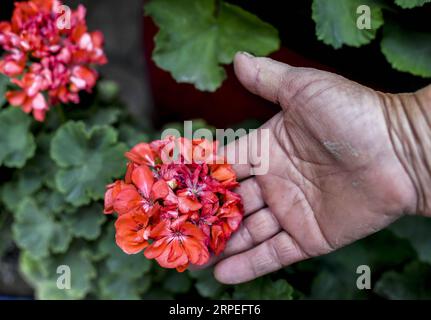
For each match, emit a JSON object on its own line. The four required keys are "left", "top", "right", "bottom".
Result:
{"left": 211, "top": 53, "right": 430, "bottom": 284}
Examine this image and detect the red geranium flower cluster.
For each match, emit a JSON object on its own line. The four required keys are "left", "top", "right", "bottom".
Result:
{"left": 104, "top": 136, "right": 244, "bottom": 272}
{"left": 0, "top": 0, "right": 107, "bottom": 121}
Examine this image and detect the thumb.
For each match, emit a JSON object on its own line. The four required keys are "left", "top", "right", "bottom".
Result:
{"left": 233, "top": 52, "right": 324, "bottom": 108}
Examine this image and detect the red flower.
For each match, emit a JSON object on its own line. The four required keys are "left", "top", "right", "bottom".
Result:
{"left": 104, "top": 180, "right": 126, "bottom": 214}
{"left": 104, "top": 136, "right": 244, "bottom": 272}
{"left": 0, "top": 0, "right": 107, "bottom": 121}
{"left": 115, "top": 210, "right": 150, "bottom": 254}
{"left": 144, "top": 216, "right": 209, "bottom": 272}
{"left": 114, "top": 165, "right": 169, "bottom": 217}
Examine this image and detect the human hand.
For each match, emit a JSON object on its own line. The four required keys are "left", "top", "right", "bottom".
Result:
{"left": 212, "top": 52, "right": 431, "bottom": 284}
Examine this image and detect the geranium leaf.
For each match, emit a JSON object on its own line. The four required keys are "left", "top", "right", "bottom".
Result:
{"left": 163, "top": 271, "right": 192, "bottom": 294}
{"left": 145, "top": 0, "right": 279, "bottom": 91}
{"left": 0, "top": 169, "right": 43, "bottom": 212}
{"left": 390, "top": 215, "right": 431, "bottom": 264}
{"left": 118, "top": 124, "right": 150, "bottom": 148}
{"left": 189, "top": 269, "right": 224, "bottom": 298}
{"left": 34, "top": 189, "right": 72, "bottom": 216}
{"left": 20, "top": 243, "right": 96, "bottom": 299}
{"left": 84, "top": 107, "right": 122, "bottom": 128}
{"left": 13, "top": 199, "right": 56, "bottom": 259}
{"left": 381, "top": 23, "right": 431, "bottom": 78}
{"left": 0, "top": 108, "right": 36, "bottom": 168}
{"left": 50, "top": 121, "right": 128, "bottom": 206}
{"left": 0, "top": 134, "right": 57, "bottom": 212}
{"left": 395, "top": 0, "right": 431, "bottom": 8}
{"left": 232, "top": 277, "right": 294, "bottom": 300}
{"left": 51, "top": 223, "right": 73, "bottom": 254}
{"left": 308, "top": 230, "right": 414, "bottom": 299}
{"left": 312, "top": 0, "right": 384, "bottom": 49}
{"left": 99, "top": 274, "right": 151, "bottom": 300}
{"left": 19, "top": 250, "right": 48, "bottom": 285}
{"left": 66, "top": 203, "right": 106, "bottom": 240}
{"left": 374, "top": 261, "right": 431, "bottom": 299}
{"left": 104, "top": 247, "right": 152, "bottom": 278}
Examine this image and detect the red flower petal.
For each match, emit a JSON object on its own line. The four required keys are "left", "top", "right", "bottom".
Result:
{"left": 113, "top": 184, "right": 142, "bottom": 216}
{"left": 125, "top": 143, "right": 155, "bottom": 166}
{"left": 151, "top": 179, "right": 169, "bottom": 200}
{"left": 115, "top": 212, "right": 149, "bottom": 254}
{"left": 178, "top": 196, "right": 202, "bottom": 214}
{"left": 131, "top": 165, "right": 154, "bottom": 199}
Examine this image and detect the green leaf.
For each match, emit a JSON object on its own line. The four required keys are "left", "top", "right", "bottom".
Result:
{"left": 189, "top": 268, "right": 224, "bottom": 298}
{"left": 118, "top": 124, "right": 150, "bottom": 148}
{"left": 395, "top": 0, "right": 431, "bottom": 8}
{"left": 0, "top": 168, "right": 43, "bottom": 212}
{"left": 19, "top": 250, "right": 47, "bottom": 285}
{"left": 50, "top": 121, "right": 128, "bottom": 206}
{"left": 97, "top": 80, "right": 120, "bottom": 102}
{"left": 51, "top": 223, "right": 73, "bottom": 254}
{"left": 12, "top": 195, "right": 76, "bottom": 257}
{"left": 308, "top": 230, "right": 414, "bottom": 299}
{"left": 232, "top": 277, "right": 294, "bottom": 300}
{"left": 310, "top": 269, "right": 368, "bottom": 300}
{"left": 390, "top": 215, "right": 431, "bottom": 264}
{"left": 0, "top": 134, "right": 59, "bottom": 212}
{"left": 66, "top": 203, "right": 106, "bottom": 240}
{"left": 104, "top": 246, "right": 152, "bottom": 278}
{"left": 312, "top": 0, "right": 384, "bottom": 49}
{"left": 162, "top": 271, "right": 192, "bottom": 294}
{"left": 20, "top": 243, "right": 96, "bottom": 299}
{"left": 381, "top": 23, "right": 431, "bottom": 78}
{"left": 0, "top": 108, "right": 36, "bottom": 168}
{"left": 0, "top": 73, "right": 9, "bottom": 107}
{"left": 145, "top": 0, "right": 279, "bottom": 91}
{"left": 99, "top": 274, "right": 151, "bottom": 300}
{"left": 92, "top": 224, "right": 116, "bottom": 261}
{"left": 141, "top": 288, "right": 174, "bottom": 299}
{"left": 374, "top": 261, "right": 431, "bottom": 299}
{"left": 85, "top": 107, "right": 122, "bottom": 128}
{"left": 35, "top": 189, "right": 71, "bottom": 216}
{"left": 13, "top": 199, "right": 56, "bottom": 259}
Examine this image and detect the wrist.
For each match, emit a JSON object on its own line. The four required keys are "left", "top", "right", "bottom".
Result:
{"left": 382, "top": 86, "right": 431, "bottom": 217}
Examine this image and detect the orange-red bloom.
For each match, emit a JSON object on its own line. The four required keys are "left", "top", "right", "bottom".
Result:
{"left": 145, "top": 216, "right": 210, "bottom": 272}
{"left": 104, "top": 136, "right": 244, "bottom": 272}
{"left": 115, "top": 210, "right": 150, "bottom": 254}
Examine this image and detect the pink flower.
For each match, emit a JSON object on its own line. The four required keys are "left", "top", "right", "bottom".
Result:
{"left": 0, "top": 0, "right": 107, "bottom": 121}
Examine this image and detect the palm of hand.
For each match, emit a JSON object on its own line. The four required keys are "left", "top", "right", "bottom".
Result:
{"left": 212, "top": 54, "right": 416, "bottom": 284}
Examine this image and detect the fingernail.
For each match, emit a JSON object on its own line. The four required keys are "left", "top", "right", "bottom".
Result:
{"left": 239, "top": 51, "right": 255, "bottom": 58}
